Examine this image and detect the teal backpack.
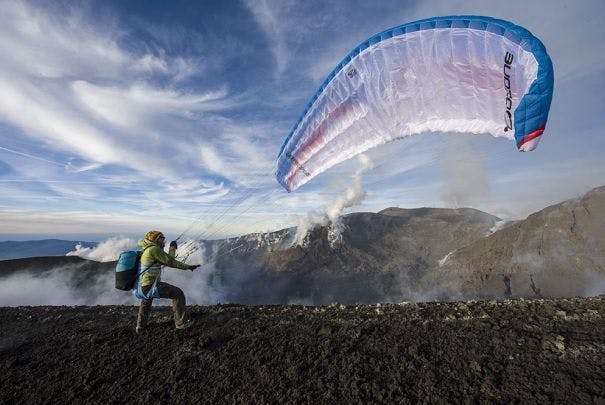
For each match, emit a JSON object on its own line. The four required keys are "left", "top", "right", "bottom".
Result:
{"left": 115, "top": 247, "right": 156, "bottom": 291}
{"left": 115, "top": 250, "right": 142, "bottom": 290}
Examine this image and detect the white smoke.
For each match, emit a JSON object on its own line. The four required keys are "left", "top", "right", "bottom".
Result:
{"left": 440, "top": 135, "right": 489, "bottom": 207}
{"left": 162, "top": 239, "right": 226, "bottom": 305}
{"left": 584, "top": 271, "right": 605, "bottom": 297}
{"left": 67, "top": 237, "right": 137, "bottom": 262}
{"left": 294, "top": 154, "right": 373, "bottom": 246}
{"left": 0, "top": 264, "right": 138, "bottom": 306}
{"left": 0, "top": 239, "right": 223, "bottom": 307}
{"left": 487, "top": 220, "right": 508, "bottom": 235}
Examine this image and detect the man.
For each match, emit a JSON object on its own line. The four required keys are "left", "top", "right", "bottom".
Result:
{"left": 136, "top": 230, "right": 200, "bottom": 333}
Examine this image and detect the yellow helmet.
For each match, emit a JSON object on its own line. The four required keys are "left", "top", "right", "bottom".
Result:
{"left": 145, "top": 230, "right": 164, "bottom": 242}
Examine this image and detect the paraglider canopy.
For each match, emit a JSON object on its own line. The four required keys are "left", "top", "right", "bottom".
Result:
{"left": 276, "top": 16, "right": 554, "bottom": 192}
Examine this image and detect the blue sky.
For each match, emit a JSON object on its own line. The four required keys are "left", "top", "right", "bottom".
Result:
{"left": 0, "top": 0, "right": 603, "bottom": 241}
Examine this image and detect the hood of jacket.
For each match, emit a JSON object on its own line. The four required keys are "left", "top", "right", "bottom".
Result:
{"left": 138, "top": 238, "right": 161, "bottom": 250}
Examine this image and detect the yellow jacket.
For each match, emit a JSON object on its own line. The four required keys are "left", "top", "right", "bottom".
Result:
{"left": 138, "top": 239, "right": 190, "bottom": 286}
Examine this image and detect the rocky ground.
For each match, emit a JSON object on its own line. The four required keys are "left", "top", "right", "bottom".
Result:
{"left": 1, "top": 296, "right": 604, "bottom": 404}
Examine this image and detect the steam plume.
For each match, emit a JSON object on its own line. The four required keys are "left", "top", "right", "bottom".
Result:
{"left": 440, "top": 135, "right": 489, "bottom": 207}
{"left": 294, "top": 154, "right": 373, "bottom": 246}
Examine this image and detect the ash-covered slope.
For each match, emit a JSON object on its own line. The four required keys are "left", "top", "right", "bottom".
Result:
{"left": 1, "top": 297, "right": 604, "bottom": 403}
{"left": 202, "top": 208, "right": 499, "bottom": 304}
{"left": 437, "top": 186, "right": 605, "bottom": 298}
{"left": 203, "top": 188, "right": 605, "bottom": 303}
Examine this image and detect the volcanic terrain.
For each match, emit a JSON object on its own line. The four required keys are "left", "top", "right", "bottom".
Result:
{"left": 1, "top": 297, "right": 604, "bottom": 403}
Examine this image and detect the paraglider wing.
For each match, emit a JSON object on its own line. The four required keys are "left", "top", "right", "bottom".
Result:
{"left": 276, "top": 16, "right": 554, "bottom": 192}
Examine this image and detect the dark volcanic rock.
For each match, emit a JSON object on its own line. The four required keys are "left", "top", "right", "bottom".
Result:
{"left": 0, "top": 297, "right": 604, "bottom": 403}
{"left": 0, "top": 256, "right": 114, "bottom": 277}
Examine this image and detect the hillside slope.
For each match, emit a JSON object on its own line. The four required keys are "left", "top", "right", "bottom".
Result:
{"left": 208, "top": 208, "right": 499, "bottom": 304}
{"left": 437, "top": 186, "right": 605, "bottom": 298}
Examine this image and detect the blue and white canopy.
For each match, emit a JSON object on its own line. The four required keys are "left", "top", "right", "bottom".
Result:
{"left": 276, "top": 16, "right": 554, "bottom": 192}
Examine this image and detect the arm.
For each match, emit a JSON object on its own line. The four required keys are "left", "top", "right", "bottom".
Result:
{"left": 150, "top": 246, "right": 191, "bottom": 270}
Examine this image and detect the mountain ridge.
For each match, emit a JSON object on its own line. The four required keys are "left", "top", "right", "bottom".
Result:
{"left": 1, "top": 187, "right": 604, "bottom": 304}
{"left": 0, "top": 239, "right": 96, "bottom": 261}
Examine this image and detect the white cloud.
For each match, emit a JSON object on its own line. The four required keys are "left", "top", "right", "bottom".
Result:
{"left": 244, "top": 0, "right": 292, "bottom": 76}
{"left": 0, "top": 146, "right": 65, "bottom": 167}
{"left": 67, "top": 237, "right": 137, "bottom": 262}
{"left": 71, "top": 81, "right": 230, "bottom": 131}
{"left": 0, "top": 207, "right": 189, "bottom": 237}
{"left": 194, "top": 118, "right": 278, "bottom": 187}
{"left": 0, "top": 0, "right": 603, "bottom": 239}
{"left": 0, "top": 1, "right": 199, "bottom": 80}
{"left": 0, "top": 77, "right": 121, "bottom": 163}
{"left": 0, "top": 1, "right": 253, "bottom": 227}
{"left": 199, "top": 144, "right": 229, "bottom": 175}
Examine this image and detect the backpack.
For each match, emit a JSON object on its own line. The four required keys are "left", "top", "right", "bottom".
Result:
{"left": 115, "top": 247, "right": 156, "bottom": 291}
{"left": 115, "top": 250, "right": 143, "bottom": 290}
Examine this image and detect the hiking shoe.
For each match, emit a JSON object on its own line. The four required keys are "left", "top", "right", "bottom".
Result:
{"left": 175, "top": 319, "right": 194, "bottom": 330}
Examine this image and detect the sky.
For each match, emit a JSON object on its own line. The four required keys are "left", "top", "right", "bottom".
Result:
{"left": 0, "top": 0, "right": 603, "bottom": 242}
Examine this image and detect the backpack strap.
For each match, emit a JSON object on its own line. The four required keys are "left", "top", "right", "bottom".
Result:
{"left": 135, "top": 246, "right": 162, "bottom": 300}
{"left": 136, "top": 246, "right": 158, "bottom": 279}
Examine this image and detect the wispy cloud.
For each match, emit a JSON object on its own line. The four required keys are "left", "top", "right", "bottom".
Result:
{"left": 0, "top": 1, "right": 266, "bottom": 232}
{"left": 0, "top": 3, "right": 208, "bottom": 180}
{"left": 244, "top": 0, "right": 292, "bottom": 77}
{"left": 0, "top": 0, "right": 603, "bottom": 239}
{"left": 71, "top": 81, "right": 231, "bottom": 130}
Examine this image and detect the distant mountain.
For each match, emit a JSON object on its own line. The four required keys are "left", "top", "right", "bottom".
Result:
{"left": 0, "top": 207, "right": 504, "bottom": 305}
{"left": 0, "top": 239, "right": 96, "bottom": 260}
{"left": 1, "top": 187, "right": 604, "bottom": 305}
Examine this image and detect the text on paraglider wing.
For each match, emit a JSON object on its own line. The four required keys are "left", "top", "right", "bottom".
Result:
{"left": 286, "top": 152, "right": 311, "bottom": 177}
{"left": 503, "top": 50, "right": 515, "bottom": 132}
